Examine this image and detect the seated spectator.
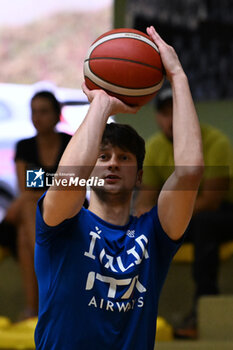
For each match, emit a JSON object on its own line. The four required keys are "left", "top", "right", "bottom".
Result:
{"left": 2, "top": 90, "right": 73, "bottom": 319}
{"left": 134, "top": 87, "right": 233, "bottom": 339}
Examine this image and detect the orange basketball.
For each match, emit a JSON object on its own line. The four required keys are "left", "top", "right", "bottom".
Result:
{"left": 84, "top": 28, "right": 164, "bottom": 107}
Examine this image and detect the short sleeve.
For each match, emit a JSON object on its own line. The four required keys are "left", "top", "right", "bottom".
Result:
{"left": 146, "top": 206, "right": 183, "bottom": 291}
{"left": 151, "top": 205, "right": 183, "bottom": 254}
{"left": 14, "top": 137, "right": 38, "bottom": 167}
{"left": 35, "top": 192, "right": 80, "bottom": 246}
{"left": 14, "top": 139, "right": 27, "bottom": 162}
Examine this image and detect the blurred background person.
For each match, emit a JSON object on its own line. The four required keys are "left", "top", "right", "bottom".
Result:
{"left": 134, "top": 86, "right": 233, "bottom": 339}
{"left": 1, "top": 91, "right": 72, "bottom": 319}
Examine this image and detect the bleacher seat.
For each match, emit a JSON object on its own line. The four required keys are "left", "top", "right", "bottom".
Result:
{"left": 173, "top": 241, "right": 233, "bottom": 263}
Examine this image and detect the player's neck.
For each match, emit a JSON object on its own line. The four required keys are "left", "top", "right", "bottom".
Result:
{"left": 88, "top": 192, "right": 131, "bottom": 226}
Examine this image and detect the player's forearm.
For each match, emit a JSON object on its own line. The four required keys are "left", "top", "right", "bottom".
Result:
{"left": 171, "top": 72, "right": 204, "bottom": 170}
{"left": 58, "top": 95, "right": 110, "bottom": 179}
{"left": 43, "top": 95, "right": 112, "bottom": 226}
{"left": 147, "top": 26, "right": 203, "bottom": 171}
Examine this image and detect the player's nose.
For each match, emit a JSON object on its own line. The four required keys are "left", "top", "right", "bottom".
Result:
{"left": 107, "top": 153, "right": 120, "bottom": 170}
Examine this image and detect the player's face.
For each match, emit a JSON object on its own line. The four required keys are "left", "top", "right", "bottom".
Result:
{"left": 31, "top": 97, "right": 59, "bottom": 134}
{"left": 91, "top": 144, "right": 142, "bottom": 194}
{"left": 156, "top": 104, "right": 173, "bottom": 141}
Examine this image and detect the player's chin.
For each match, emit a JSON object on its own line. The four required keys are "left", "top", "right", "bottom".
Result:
{"left": 106, "top": 184, "right": 134, "bottom": 194}
{"left": 101, "top": 184, "right": 121, "bottom": 193}
{"left": 93, "top": 183, "right": 131, "bottom": 195}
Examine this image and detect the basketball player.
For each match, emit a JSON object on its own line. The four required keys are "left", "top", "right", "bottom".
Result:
{"left": 34, "top": 26, "right": 204, "bottom": 349}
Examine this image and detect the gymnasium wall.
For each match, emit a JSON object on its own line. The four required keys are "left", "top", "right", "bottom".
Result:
{"left": 114, "top": 0, "right": 233, "bottom": 143}
{"left": 115, "top": 100, "right": 233, "bottom": 144}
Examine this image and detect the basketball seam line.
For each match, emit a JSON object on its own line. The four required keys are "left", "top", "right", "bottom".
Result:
{"left": 84, "top": 74, "right": 163, "bottom": 91}
{"left": 84, "top": 57, "right": 163, "bottom": 73}
{"left": 88, "top": 32, "right": 160, "bottom": 55}
{"left": 84, "top": 78, "right": 160, "bottom": 97}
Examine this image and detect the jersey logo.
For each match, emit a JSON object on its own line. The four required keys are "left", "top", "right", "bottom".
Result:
{"left": 127, "top": 229, "right": 135, "bottom": 238}
{"left": 84, "top": 229, "right": 149, "bottom": 272}
{"left": 85, "top": 272, "right": 146, "bottom": 299}
{"left": 83, "top": 226, "right": 149, "bottom": 312}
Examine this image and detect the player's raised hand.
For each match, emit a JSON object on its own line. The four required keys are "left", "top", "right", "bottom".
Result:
{"left": 82, "top": 82, "right": 140, "bottom": 116}
{"left": 146, "top": 26, "right": 184, "bottom": 81}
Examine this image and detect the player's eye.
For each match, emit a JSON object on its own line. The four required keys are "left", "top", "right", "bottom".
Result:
{"left": 121, "top": 154, "right": 129, "bottom": 161}
{"left": 99, "top": 154, "right": 107, "bottom": 160}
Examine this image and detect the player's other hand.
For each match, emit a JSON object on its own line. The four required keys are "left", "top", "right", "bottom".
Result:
{"left": 82, "top": 83, "right": 140, "bottom": 116}
{"left": 146, "top": 26, "right": 184, "bottom": 81}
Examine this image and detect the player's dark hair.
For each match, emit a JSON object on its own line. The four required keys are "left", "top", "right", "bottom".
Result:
{"left": 31, "top": 91, "right": 61, "bottom": 120}
{"left": 101, "top": 123, "right": 145, "bottom": 170}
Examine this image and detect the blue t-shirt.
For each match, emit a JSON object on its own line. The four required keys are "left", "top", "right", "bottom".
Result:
{"left": 34, "top": 194, "right": 182, "bottom": 350}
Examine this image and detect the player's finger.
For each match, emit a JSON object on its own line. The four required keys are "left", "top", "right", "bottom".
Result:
{"left": 125, "top": 105, "right": 140, "bottom": 114}
{"left": 81, "top": 82, "right": 89, "bottom": 95}
{"left": 147, "top": 26, "right": 166, "bottom": 47}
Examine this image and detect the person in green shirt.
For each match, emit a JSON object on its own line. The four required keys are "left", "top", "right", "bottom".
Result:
{"left": 134, "top": 87, "right": 233, "bottom": 339}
